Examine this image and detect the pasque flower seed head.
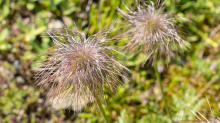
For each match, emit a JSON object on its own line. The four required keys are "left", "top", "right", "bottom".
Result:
{"left": 35, "top": 27, "right": 129, "bottom": 111}
{"left": 117, "top": 0, "right": 189, "bottom": 65}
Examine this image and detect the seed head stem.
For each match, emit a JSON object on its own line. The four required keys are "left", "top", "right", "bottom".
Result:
{"left": 97, "top": 95, "right": 110, "bottom": 123}
{"left": 154, "top": 60, "right": 174, "bottom": 123}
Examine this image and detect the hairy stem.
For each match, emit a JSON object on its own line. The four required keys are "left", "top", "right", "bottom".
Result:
{"left": 97, "top": 96, "right": 110, "bottom": 123}
{"left": 154, "top": 63, "right": 174, "bottom": 123}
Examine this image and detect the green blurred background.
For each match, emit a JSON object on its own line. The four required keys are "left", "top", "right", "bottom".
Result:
{"left": 0, "top": 0, "right": 220, "bottom": 122}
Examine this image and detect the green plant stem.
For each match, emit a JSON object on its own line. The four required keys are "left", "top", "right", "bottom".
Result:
{"left": 154, "top": 64, "right": 174, "bottom": 123}
{"left": 97, "top": 96, "right": 110, "bottom": 123}
{"left": 172, "top": 0, "right": 176, "bottom": 12}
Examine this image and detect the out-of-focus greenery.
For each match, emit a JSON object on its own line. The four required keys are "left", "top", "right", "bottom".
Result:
{"left": 0, "top": 0, "right": 220, "bottom": 123}
{"left": 0, "top": 82, "right": 40, "bottom": 122}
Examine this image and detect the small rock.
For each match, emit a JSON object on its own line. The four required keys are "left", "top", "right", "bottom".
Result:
{"left": 7, "top": 54, "right": 15, "bottom": 63}
{"left": 25, "top": 70, "right": 31, "bottom": 76}
{"left": 13, "top": 60, "right": 20, "bottom": 70}
{"left": 63, "top": 16, "right": 73, "bottom": 27}
{"left": 48, "top": 19, "right": 64, "bottom": 28}
{"left": 15, "top": 76, "right": 25, "bottom": 84}
{"left": 0, "top": 66, "right": 14, "bottom": 83}
{"left": 37, "top": 98, "right": 44, "bottom": 104}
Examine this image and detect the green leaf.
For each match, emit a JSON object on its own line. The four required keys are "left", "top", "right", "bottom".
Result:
{"left": 16, "top": 20, "right": 27, "bottom": 32}
{"left": 0, "top": 28, "right": 9, "bottom": 41}
{"left": 63, "top": 7, "right": 76, "bottom": 15}
{"left": 2, "top": 0, "right": 10, "bottom": 17}
{"left": 34, "top": 26, "right": 47, "bottom": 35}
{"left": 26, "top": 3, "right": 35, "bottom": 10}
{"left": 54, "top": 0, "right": 63, "bottom": 5}
{"left": 117, "top": 109, "right": 133, "bottom": 123}
{"left": 78, "top": 113, "right": 94, "bottom": 118}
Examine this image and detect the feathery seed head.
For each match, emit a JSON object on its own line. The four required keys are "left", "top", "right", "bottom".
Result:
{"left": 117, "top": 0, "right": 189, "bottom": 65}
{"left": 35, "top": 27, "right": 128, "bottom": 111}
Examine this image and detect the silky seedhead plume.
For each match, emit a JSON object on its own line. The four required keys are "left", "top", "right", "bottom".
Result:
{"left": 35, "top": 27, "right": 128, "bottom": 111}
{"left": 117, "top": 0, "right": 189, "bottom": 65}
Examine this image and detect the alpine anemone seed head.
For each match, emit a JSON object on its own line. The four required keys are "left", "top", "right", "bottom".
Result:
{"left": 116, "top": 0, "right": 189, "bottom": 65}
{"left": 35, "top": 27, "right": 128, "bottom": 111}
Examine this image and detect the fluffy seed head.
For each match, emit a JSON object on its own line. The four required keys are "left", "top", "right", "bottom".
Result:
{"left": 117, "top": 0, "right": 189, "bottom": 65}
{"left": 35, "top": 27, "right": 128, "bottom": 111}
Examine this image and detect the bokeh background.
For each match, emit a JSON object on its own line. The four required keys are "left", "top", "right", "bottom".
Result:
{"left": 0, "top": 0, "right": 220, "bottom": 122}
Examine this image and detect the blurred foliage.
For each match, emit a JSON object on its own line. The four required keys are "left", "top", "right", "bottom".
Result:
{"left": 0, "top": 82, "right": 40, "bottom": 122}
{"left": 0, "top": 0, "right": 220, "bottom": 123}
